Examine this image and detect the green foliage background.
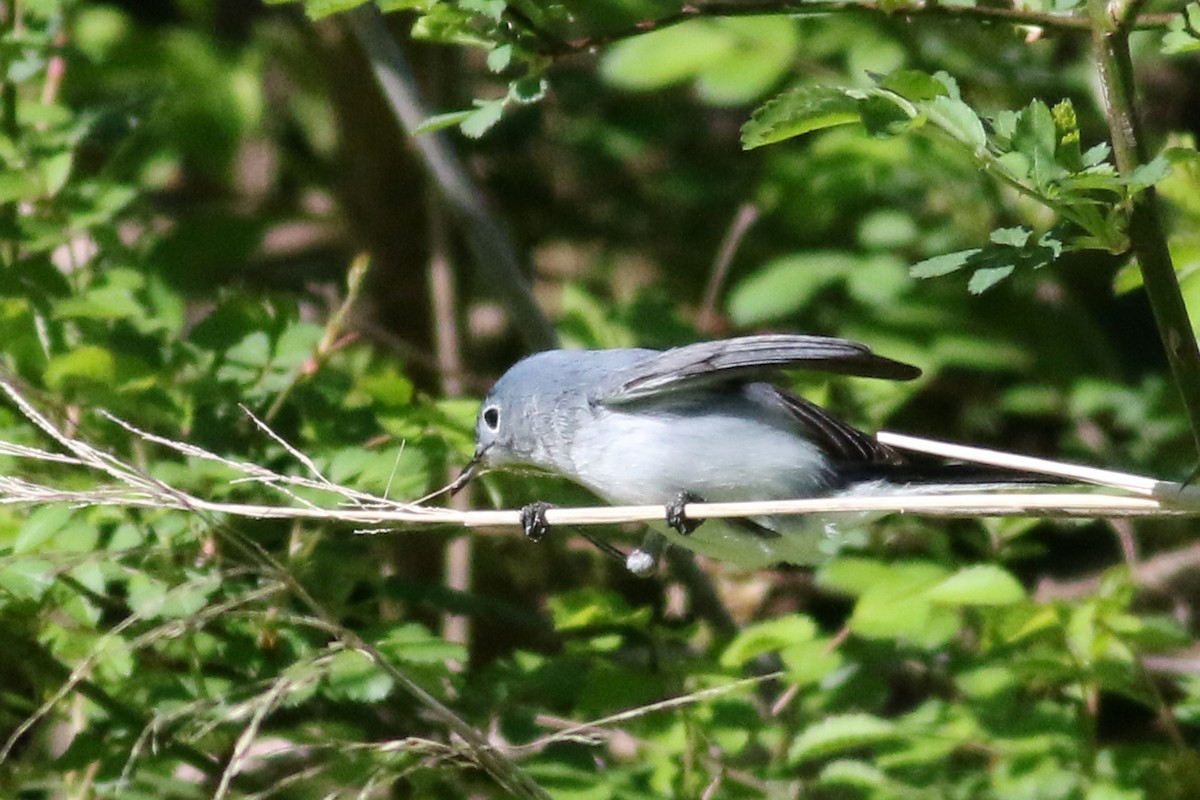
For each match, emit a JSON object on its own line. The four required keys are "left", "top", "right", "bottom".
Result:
{"left": 2, "top": 0, "right": 1200, "bottom": 797}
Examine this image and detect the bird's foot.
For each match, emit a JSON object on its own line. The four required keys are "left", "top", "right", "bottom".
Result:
{"left": 666, "top": 491, "right": 704, "bottom": 536}
{"left": 519, "top": 501, "right": 554, "bottom": 542}
{"left": 625, "top": 531, "right": 667, "bottom": 576}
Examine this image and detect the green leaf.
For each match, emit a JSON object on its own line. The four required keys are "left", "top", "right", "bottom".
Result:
{"left": 298, "top": 0, "right": 369, "bottom": 19}
{"left": 600, "top": 21, "right": 733, "bottom": 92}
{"left": 1012, "top": 99, "right": 1063, "bottom": 187}
{"left": 879, "top": 69, "right": 949, "bottom": 102}
{"left": 325, "top": 649, "right": 394, "bottom": 703}
{"left": 726, "top": 251, "right": 859, "bottom": 323}
{"left": 14, "top": 506, "right": 75, "bottom": 554}
{"left": 720, "top": 614, "right": 817, "bottom": 668}
{"left": 1163, "top": 3, "right": 1200, "bottom": 54}
{"left": 840, "top": 561, "right": 959, "bottom": 647}
{"left": 377, "top": 623, "right": 467, "bottom": 666}
{"left": 460, "top": 99, "right": 506, "bottom": 138}
{"left": 816, "top": 557, "right": 893, "bottom": 596}
{"left": 509, "top": 76, "right": 547, "bottom": 105}
{"left": 56, "top": 286, "right": 145, "bottom": 321}
{"left": 910, "top": 248, "right": 980, "bottom": 278}
{"left": 127, "top": 573, "right": 218, "bottom": 619}
{"left": 0, "top": 170, "right": 41, "bottom": 204}
{"left": 925, "top": 565, "right": 1026, "bottom": 606}
{"left": 38, "top": 150, "right": 74, "bottom": 197}
{"left": 1126, "top": 156, "right": 1171, "bottom": 189}
{"left": 789, "top": 713, "right": 900, "bottom": 764}
{"left": 927, "top": 96, "right": 986, "bottom": 153}
{"left": 779, "top": 639, "right": 844, "bottom": 687}
{"left": 695, "top": 18, "right": 800, "bottom": 106}
{"left": 968, "top": 265, "right": 1016, "bottom": 294}
{"left": 415, "top": 109, "right": 474, "bottom": 135}
{"left": 44, "top": 345, "right": 116, "bottom": 390}
{"left": 819, "top": 759, "right": 890, "bottom": 791}
{"left": 0, "top": 558, "right": 55, "bottom": 600}
{"left": 742, "top": 86, "right": 861, "bottom": 149}
{"left": 990, "top": 226, "right": 1031, "bottom": 247}
{"left": 486, "top": 43, "right": 513, "bottom": 73}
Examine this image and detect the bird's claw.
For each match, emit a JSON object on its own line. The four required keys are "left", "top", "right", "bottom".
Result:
{"left": 666, "top": 491, "right": 703, "bottom": 536}
{"left": 520, "top": 501, "right": 554, "bottom": 542}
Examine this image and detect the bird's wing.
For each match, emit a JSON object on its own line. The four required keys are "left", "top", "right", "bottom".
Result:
{"left": 757, "top": 384, "right": 903, "bottom": 466}
{"left": 596, "top": 334, "right": 920, "bottom": 403}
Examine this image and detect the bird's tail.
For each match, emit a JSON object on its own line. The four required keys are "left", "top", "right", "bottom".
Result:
{"left": 835, "top": 460, "right": 1068, "bottom": 493}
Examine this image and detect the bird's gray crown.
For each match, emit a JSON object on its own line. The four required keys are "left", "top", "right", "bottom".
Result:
{"left": 474, "top": 348, "right": 653, "bottom": 469}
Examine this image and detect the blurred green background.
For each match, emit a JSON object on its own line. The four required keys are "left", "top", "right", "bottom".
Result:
{"left": 2, "top": 0, "right": 1200, "bottom": 797}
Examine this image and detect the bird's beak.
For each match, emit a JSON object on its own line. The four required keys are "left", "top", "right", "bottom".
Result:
{"left": 448, "top": 443, "right": 491, "bottom": 497}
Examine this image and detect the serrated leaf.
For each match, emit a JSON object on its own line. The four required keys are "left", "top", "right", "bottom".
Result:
{"left": 1082, "top": 142, "right": 1112, "bottom": 167}
{"left": 1013, "top": 99, "right": 1064, "bottom": 187}
{"left": 910, "top": 248, "right": 980, "bottom": 278}
{"left": 1163, "top": 3, "right": 1200, "bottom": 53}
{"left": 1126, "top": 156, "right": 1171, "bottom": 189}
{"left": 789, "top": 713, "right": 900, "bottom": 764}
{"left": 927, "top": 96, "right": 986, "bottom": 153}
{"left": 968, "top": 265, "right": 1016, "bottom": 293}
{"left": 990, "top": 226, "right": 1031, "bottom": 247}
{"left": 742, "top": 86, "right": 861, "bottom": 149}
{"left": 879, "top": 69, "right": 948, "bottom": 101}
{"left": 925, "top": 565, "right": 1026, "bottom": 606}
{"left": 509, "top": 76, "right": 547, "bottom": 105}
{"left": 460, "top": 99, "right": 505, "bottom": 138}
{"left": 486, "top": 43, "right": 512, "bottom": 73}
{"left": 415, "top": 109, "right": 474, "bottom": 135}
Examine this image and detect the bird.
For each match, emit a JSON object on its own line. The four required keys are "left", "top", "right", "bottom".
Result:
{"left": 460, "top": 333, "right": 1000, "bottom": 570}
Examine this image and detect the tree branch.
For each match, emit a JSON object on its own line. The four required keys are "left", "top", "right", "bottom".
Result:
{"left": 1087, "top": 1, "right": 1200, "bottom": 460}
{"left": 534, "top": 0, "right": 1177, "bottom": 55}
{"left": 344, "top": 4, "right": 558, "bottom": 352}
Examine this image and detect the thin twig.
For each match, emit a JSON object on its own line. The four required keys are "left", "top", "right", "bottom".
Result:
{"left": 263, "top": 253, "right": 371, "bottom": 424}
{"left": 344, "top": 4, "right": 558, "bottom": 352}
{"left": 698, "top": 203, "right": 760, "bottom": 334}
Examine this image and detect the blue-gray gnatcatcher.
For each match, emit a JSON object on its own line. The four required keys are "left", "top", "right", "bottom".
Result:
{"left": 461, "top": 334, "right": 982, "bottom": 571}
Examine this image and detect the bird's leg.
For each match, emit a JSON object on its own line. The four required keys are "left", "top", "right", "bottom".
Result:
{"left": 520, "top": 502, "right": 645, "bottom": 574}
{"left": 519, "top": 501, "right": 554, "bottom": 542}
{"left": 666, "top": 490, "right": 704, "bottom": 536}
{"left": 577, "top": 529, "right": 633, "bottom": 566}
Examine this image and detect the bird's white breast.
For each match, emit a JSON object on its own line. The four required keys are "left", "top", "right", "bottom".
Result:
{"left": 564, "top": 402, "right": 833, "bottom": 506}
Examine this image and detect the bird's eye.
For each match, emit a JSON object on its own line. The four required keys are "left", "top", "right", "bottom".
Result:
{"left": 482, "top": 406, "right": 500, "bottom": 431}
